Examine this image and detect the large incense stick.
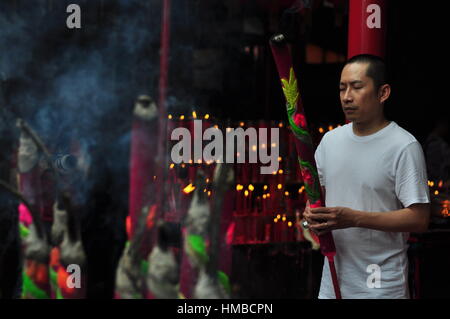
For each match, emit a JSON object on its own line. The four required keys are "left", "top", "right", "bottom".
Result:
{"left": 270, "top": 34, "right": 341, "bottom": 299}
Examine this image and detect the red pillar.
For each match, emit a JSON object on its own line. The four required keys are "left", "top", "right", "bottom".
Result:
{"left": 348, "top": 0, "right": 387, "bottom": 58}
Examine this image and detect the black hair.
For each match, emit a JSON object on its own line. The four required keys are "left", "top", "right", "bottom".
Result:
{"left": 346, "top": 54, "right": 387, "bottom": 90}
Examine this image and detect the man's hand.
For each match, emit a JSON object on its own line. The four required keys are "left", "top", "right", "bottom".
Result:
{"left": 303, "top": 200, "right": 356, "bottom": 236}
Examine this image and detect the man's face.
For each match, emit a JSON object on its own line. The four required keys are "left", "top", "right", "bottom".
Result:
{"left": 339, "top": 62, "right": 383, "bottom": 123}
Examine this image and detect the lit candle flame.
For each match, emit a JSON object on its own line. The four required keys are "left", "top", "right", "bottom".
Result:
{"left": 168, "top": 114, "right": 173, "bottom": 119}
{"left": 192, "top": 111, "right": 197, "bottom": 119}
{"left": 319, "top": 127, "right": 324, "bottom": 134}
{"left": 244, "top": 190, "right": 249, "bottom": 197}
{"left": 180, "top": 115, "right": 185, "bottom": 120}
{"left": 204, "top": 114, "right": 210, "bottom": 120}
{"left": 169, "top": 163, "right": 175, "bottom": 169}
{"left": 248, "top": 184, "right": 254, "bottom": 191}
{"left": 183, "top": 183, "right": 196, "bottom": 194}
{"left": 263, "top": 185, "right": 268, "bottom": 190}
{"left": 277, "top": 184, "right": 282, "bottom": 190}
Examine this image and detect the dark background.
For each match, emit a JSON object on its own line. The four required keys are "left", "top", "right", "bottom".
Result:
{"left": 0, "top": 0, "right": 448, "bottom": 298}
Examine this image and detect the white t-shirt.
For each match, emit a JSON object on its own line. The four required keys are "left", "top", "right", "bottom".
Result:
{"left": 314, "top": 121, "right": 430, "bottom": 299}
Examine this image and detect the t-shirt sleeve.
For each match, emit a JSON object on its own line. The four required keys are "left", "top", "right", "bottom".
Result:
{"left": 395, "top": 141, "right": 430, "bottom": 208}
{"left": 314, "top": 140, "right": 325, "bottom": 187}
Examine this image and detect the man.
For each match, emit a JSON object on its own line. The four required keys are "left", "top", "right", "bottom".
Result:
{"left": 303, "top": 54, "right": 430, "bottom": 299}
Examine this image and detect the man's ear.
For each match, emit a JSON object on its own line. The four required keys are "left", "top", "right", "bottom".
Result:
{"left": 379, "top": 84, "right": 391, "bottom": 104}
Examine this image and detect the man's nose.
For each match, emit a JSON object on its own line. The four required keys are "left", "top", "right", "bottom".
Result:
{"left": 342, "top": 88, "right": 353, "bottom": 103}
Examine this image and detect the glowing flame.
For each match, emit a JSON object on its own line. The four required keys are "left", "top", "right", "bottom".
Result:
{"left": 263, "top": 194, "right": 267, "bottom": 199}
{"left": 278, "top": 169, "right": 283, "bottom": 174}
{"left": 328, "top": 125, "right": 334, "bottom": 131}
{"left": 442, "top": 200, "right": 450, "bottom": 217}
{"left": 183, "top": 183, "right": 196, "bottom": 194}
{"left": 244, "top": 190, "right": 249, "bottom": 197}
{"left": 284, "top": 191, "right": 289, "bottom": 196}
{"left": 278, "top": 122, "right": 284, "bottom": 128}
{"left": 319, "top": 127, "right": 324, "bottom": 134}
{"left": 239, "top": 122, "right": 245, "bottom": 127}
{"left": 438, "top": 180, "right": 443, "bottom": 188}
{"left": 277, "top": 184, "right": 283, "bottom": 190}
{"left": 298, "top": 186, "right": 305, "bottom": 193}
{"left": 434, "top": 190, "right": 439, "bottom": 195}
{"left": 278, "top": 157, "right": 282, "bottom": 162}
{"left": 263, "top": 185, "right": 268, "bottom": 190}
{"left": 248, "top": 184, "right": 255, "bottom": 191}
{"left": 236, "top": 184, "right": 244, "bottom": 191}
{"left": 274, "top": 218, "right": 278, "bottom": 223}
{"left": 282, "top": 215, "right": 286, "bottom": 222}
{"left": 277, "top": 214, "right": 281, "bottom": 219}
{"left": 192, "top": 111, "right": 197, "bottom": 119}
{"left": 168, "top": 114, "right": 173, "bottom": 119}
{"left": 180, "top": 115, "right": 185, "bottom": 120}
{"left": 288, "top": 221, "right": 293, "bottom": 227}
{"left": 169, "top": 163, "right": 175, "bottom": 169}
{"left": 204, "top": 114, "right": 210, "bottom": 120}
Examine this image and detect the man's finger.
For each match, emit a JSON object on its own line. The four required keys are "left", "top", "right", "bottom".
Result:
{"left": 310, "top": 222, "right": 328, "bottom": 231}
{"left": 310, "top": 207, "right": 330, "bottom": 214}
{"left": 308, "top": 213, "right": 331, "bottom": 222}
